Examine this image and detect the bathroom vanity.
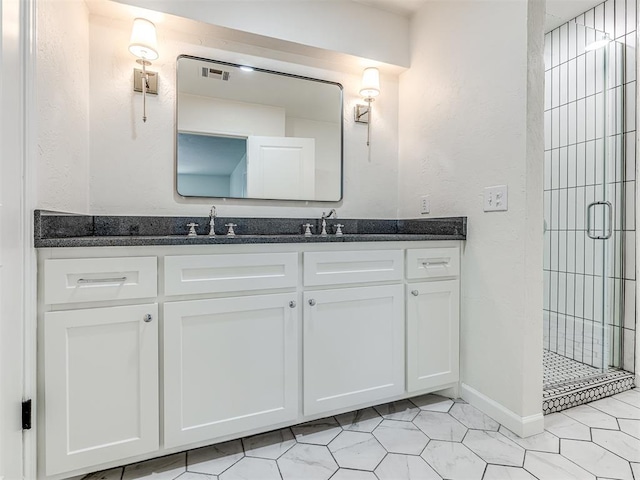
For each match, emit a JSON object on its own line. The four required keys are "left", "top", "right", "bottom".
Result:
{"left": 35, "top": 212, "right": 465, "bottom": 479}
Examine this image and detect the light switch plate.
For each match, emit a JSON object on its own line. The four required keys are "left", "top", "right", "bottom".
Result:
{"left": 484, "top": 185, "right": 508, "bottom": 212}
{"left": 420, "top": 195, "right": 430, "bottom": 214}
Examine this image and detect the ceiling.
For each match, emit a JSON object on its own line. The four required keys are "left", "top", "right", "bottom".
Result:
{"left": 356, "top": 0, "right": 608, "bottom": 32}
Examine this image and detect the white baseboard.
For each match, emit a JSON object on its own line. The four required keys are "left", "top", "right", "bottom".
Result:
{"left": 460, "top": 383, "right": 544, "bottom": 438}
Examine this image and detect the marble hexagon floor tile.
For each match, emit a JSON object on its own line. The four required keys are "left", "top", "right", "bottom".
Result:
{"left": 374, "top": 453, "right": 441, "bottom": 480}
{"left": 122, "top": 453, "right": 186, "bottom": 480}
{"left": 560, "top": 438, "right": 634, "bottom": 480}
{"left": 291, "top": 417, "right": 342, "bottom": 446}
{"left": 544, "top": 412, "right": 592, "bottom": 440}
{"left": 242, "top": 428, "right": 296, "bottom": 460}
{"left": 374, "top": 400, "right": 420, "bottom": 422}
{"left": 277, "top": 443, "right": 338, "bottom": 480}
{"left": 187, "top": 441, "right": 244, "bottom": 476}
{"left": 482, "top": 464, "right": 537, "bottom": 480}
{"left": 618, "top": 418, "right": 640, "bottom": 439}
{"left": 420, "top": 440, "right": 486, "bottom": 480}
{"left": 329, "top": 468, "right": 378, "bottom": 480}
{"left": 174, "top": 473, "right": 216, "bottom": 480}
{"left": 590, "top": 397, "right": 640, "bottom": 419}
{"left": 462, "top": 430, "right": 525, "bottom": 467}
{"left": 561, "top": 404, "right": 620, "bottom": 429}
{"left": 413, "top": 410, "right": 467, "bottom": 442}
{"left": 591, "top": 428, "right": 640, "bottom": 462}
{"left": 82, "top": 467, "right": 124, "bottom": 480}
{"left": 613, "top": 389, "right": 640, "bottom": 408}
{"left": 219, "top": 457, "right": 281, "bottom": 480}
{"left": 328, "top": 431, "right": 386, "bottom": 470}
{"left": 498, "top": 426, "right": 560, "bottom": 453}
{"left": 83, "top": 389, "right": 640, "bottom": 480}
{"left": 219, "top": 457, "right": 282, "bottom": 480}
{"left": 523, "top": 451, "right": 596, "bottom": 480}
{"left": 449, "top": 403, "right": 500, "bottom": 431}
{"left": 410, "top": 394, "right": 454, "bottom": 413}
{"left": 335, "top": 408, "right": 383, "bottom": 433}
{"left": 372, "top": 419, "right": 429, "bottom": 455}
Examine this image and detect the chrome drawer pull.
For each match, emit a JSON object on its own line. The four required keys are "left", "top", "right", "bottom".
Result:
{"left": 143, "top": 314, "right": 153, "bottom": 323}
{"left": 77, "top": 276, "right": 127, "bottom": 284}
{"left": 289, "top": 301, "right": 296, "bottom": 308}
{"left": 411, "top": 290, "right": 419, "bottom": 296}
{"left": 422, "top": 261, "right": 448, "bottom": 267}
{"left": 308, "top": 299, "right": 316, "bottom": 306}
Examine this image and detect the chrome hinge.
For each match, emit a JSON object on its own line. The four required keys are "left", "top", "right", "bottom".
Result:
{"left": 22, "top": 399, "right": 31, "bottom": 430}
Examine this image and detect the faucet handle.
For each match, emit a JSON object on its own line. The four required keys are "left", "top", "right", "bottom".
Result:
{"left": 225, "top": 223, "right": 237, "bottom": 237}
{"left": 187, "top": 223, "right": 198, "bottom": 237}
{"left": 335, "top": 224, "right": 344, "bottom": 236}
{"left": 303, "top": 223, "right": 314, "bottom": 236}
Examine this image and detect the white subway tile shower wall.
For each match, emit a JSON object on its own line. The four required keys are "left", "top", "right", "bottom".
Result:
{"left": 543, "top": 0, "right": 636, "bottom": 375}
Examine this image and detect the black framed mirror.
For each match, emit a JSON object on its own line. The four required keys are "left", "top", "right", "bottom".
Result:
{"left": 176, "top": 55, "right": 343, "bottom": 201}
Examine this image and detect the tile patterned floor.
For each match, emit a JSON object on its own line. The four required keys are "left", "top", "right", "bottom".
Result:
{"left": 81, "top": 388, "right": 640, "bottom": 480}
{"left": 543, "top": 349, "right": 636, "bottom": 414}
{"left": 543, "top": 350, "right": 602, "bottom": 389}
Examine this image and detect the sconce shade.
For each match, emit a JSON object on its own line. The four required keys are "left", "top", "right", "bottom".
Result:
{"left": 129, "top": 18, "right": 158, "bottom": 61}
{"left": 359, "top": 67, "right": 380, "bottom": 98}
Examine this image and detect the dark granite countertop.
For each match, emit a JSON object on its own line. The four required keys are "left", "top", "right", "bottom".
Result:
{"left": 34, "top": 210, "right": 467, "bottom": 248}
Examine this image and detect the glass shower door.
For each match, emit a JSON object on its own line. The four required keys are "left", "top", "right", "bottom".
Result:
{"left": 543, "top": 21, "right": 623, "bottom": 385}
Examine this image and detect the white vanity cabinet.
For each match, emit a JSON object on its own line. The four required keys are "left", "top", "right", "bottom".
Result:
{"left": 37, "top": 242, "right": 461, "bottom": 479}
{"left": 302, "top": 250, "right": 405, "bottom": 415}
{"left": 41, "top": 257, "right": 159, "bottom": 476}
{"left": 303, "top": 285, "right": 405, "bottom": 415}
{"left": 406, "top": 247, "right": 460, "bottom": 392}
{"left": 162, "top": 252, "right": 300, "bottom": 449}
{"left": 163, "top": 293, "right": 299, "bottom": 448}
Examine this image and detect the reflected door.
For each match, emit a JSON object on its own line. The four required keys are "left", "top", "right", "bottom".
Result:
{"left": 246, "top": 136, "right": 316, "bottom": 200}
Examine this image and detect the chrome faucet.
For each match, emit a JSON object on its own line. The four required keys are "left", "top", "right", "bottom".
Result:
{"left": 209, "top": 206, "right": 217, "bottom": 236}
{"left": 320, "top": 209, "right": 337, "bottom": 236}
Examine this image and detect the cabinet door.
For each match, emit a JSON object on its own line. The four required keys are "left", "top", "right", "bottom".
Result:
{"left": 44, "top": 304, "right": 159, "bottom": 476}
{"left": 164, "top": 293, "right": 298, "bottom": 448}
{"left": 303, "top": 285, "right": 404, "bottom": 415}
{"left": 407, "top": 280, "right": 459, "bottom": 392}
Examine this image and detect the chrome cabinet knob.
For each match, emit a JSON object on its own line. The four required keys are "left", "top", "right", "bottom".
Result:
{"left": 143, "top": 314, "right": 153, "bottom": 322}
{"left": 289, "top": 301, "right": 296, "bottom": 308}
{"left": 308, "top": 299, "right": 316, "bottom": 306}
{"left": 411, "top": 290, "right": 419, "bottom": 296}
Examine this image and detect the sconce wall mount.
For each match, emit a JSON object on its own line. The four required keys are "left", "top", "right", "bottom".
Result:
{"left": 354, "top": 67, "right": 380, "bottom": 147}
{"left": 133, "top": 67, "right": 158, "bottom": 95}
{"left": 129, "top": 17, "right": 159, "bottom": 122}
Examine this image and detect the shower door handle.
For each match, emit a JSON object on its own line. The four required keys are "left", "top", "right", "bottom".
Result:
{"left": 586, "top": 201, "right": 613, "bottom": 240}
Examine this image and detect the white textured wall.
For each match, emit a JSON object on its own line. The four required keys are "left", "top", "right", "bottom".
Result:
{"left": 115, "top": 0, "right": 410, "bottom": 67}
{"left": 37, "top": 0, "right": 90, "bottom": 214}
{"left": 398, "top": 0, "right": 544, "bottom": 425}
{"left": 88, "top": 14, "right": 399, "bottom": 217}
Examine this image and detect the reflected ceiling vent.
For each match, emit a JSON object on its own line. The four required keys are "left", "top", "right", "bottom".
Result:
{"left": 201, "top": 67, "right": 230, "bottom": 81}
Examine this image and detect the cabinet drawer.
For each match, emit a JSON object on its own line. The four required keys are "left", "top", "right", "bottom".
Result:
{"left": 406, "top": 247, "right": 460, "bottom": 279}
{"left": 44, "top": 257, "right": 157, "bottom": 305}
{"left": 303, "top": 250, "right": 403, "bottom": 286}
{"left": 164, "top": 252, "right": 297, "bottom": 296}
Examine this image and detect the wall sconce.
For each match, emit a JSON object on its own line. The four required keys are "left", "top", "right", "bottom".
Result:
{"left": 354, "top": 67, "right": 380, "bottom": 146}
{"left": 129, "top": 18, "right": 159, "bottom": 123}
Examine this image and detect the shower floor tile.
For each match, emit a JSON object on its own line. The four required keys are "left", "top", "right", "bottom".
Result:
{"left": 543, "top": 349, "right": 635, "bottom": 414}
{"left": 543, "top": 350, "right": 603, "bottom": 389}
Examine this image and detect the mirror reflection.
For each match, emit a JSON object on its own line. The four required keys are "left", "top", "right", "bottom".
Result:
{"left": 176, "top": 56, "right": 343, "bottom": 201}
